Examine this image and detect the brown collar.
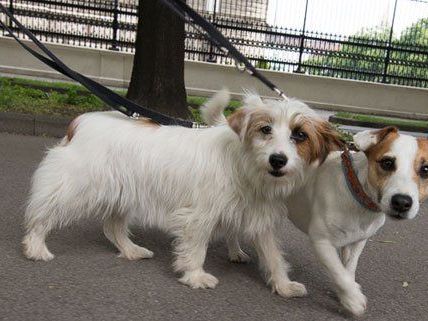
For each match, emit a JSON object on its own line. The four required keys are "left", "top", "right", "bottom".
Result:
{"left": 341, "top": 148, "right": 381, "bottom": 212}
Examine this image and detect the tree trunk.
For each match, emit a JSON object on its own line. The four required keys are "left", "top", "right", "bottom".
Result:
{"left": 127, "top": 0, "right": 189, "bottom": 119}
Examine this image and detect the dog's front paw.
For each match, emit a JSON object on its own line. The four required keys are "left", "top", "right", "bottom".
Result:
{"left": 339, "top": 285, "right": 367, "bottom": 316}
{"left": 273, "top": 280, "right": 307, "bottom": 298}
{"left": 179, "top": 270, "right": 219, "bottom": 289}
{"left": 118, "top": 245, "right": 154, "bottom": 260}
{"left": 229, "top": 249, "right": 251, "bottom": 263}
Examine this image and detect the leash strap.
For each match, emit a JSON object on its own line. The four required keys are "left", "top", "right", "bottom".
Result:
{"left": 341, "top": 148, "right": 381, "bottom": 212}
{"left": 158, "top": 0, "right": 289, "bottom": 100}
{"left": 0, "top": 3, "right": 193, "bottom": 127}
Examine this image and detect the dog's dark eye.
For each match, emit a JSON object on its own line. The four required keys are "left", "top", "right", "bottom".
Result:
{"left": 291, "top": 129, "right": 308, "bottom": 142}
{"left": 260, "top": 125, "right": 272, "bottom": 135}
{"left": 420, "top": 165, "right": 428, "bottom": 179}
{"left": 379, "top": 157, "right": 396, "bottom": 171}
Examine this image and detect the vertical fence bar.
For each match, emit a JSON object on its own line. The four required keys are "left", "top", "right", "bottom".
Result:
{"left": 295, "top": 0, "right": 309, "bottom": 73}
{"left": 382, "top": 0, "right": 398, "bottom": 83}
{"left": 207, "top": 0, "right": 217, "bottom": 62}
{"left": 8, "top": 0, "right": 14, "bottom": 29}
{"left": 110, "top": 0, "right": 119, "bottom": 50}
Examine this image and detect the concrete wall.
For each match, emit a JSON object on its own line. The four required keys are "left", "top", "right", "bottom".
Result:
{"left": 1, "top": 36, "right": 427, "bottom": 119}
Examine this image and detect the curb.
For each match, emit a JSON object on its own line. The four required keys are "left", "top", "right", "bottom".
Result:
{"left": 0, "top": 112, "right": 71, "bottom": 138}
{"left": 329, "top": 116, "right": 428, "bottom": 133}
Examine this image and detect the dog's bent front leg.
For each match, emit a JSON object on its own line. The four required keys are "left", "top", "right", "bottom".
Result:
{"left": 254, "top": 231, "right": 307, "bottom": 298}
{"left": 340, "top": 239, "right": 367, "bottom": 281}
{"left": 312, "top": 239, "right": 367, "bottom": 316}
{"left": 172, "top": 208, "right": 219, "bottom": 289}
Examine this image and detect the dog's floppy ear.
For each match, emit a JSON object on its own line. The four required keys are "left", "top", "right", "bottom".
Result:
{"left": 227, "top": 108, "right": 248, "bottom": 140}
{"left": 353, "top": 126, "right": 398, "bottom": 152}
{"left": 315, "top": 121, "right": 344, "bottom": 164}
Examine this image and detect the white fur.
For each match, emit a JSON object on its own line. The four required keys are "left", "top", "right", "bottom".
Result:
{"left": 23, "top": 93, "right": 321, "bottom": 297}
{"left": 200, "top": 89, "right": 230, "bottom": 126}
{"left": 201, "top": 105, "right": 424, "bottom": 315}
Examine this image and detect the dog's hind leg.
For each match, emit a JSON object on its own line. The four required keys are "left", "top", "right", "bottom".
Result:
{"left": 226, "top": 234, "right": 250, "bottom": 263}
{"left": 23, "top": 217, "right": 55, "bottom": 261}
{"left": 103, "top": 215, "right": 153, "bottom": 260}
{"left": 23, "top": 198, "right": 67, "bottom": 261}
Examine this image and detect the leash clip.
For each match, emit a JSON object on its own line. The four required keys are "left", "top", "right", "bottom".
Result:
{"left": 235, "top": 61, "right": 246, "bottom": 73}
{"left": 192, "top": 122, "right": 208, "bottom": 129}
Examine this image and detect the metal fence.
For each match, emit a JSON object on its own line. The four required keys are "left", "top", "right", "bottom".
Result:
{"left": 1, "top": 0, "right": 427, "bottom": 88}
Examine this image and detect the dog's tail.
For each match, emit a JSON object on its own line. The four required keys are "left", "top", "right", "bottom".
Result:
{"left": 200, "top": 89, "right": 230, "bottom": 126}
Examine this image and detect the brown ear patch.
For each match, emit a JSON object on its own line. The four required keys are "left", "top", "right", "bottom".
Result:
{"left": 365, "top": 128, "right": 399, "bottom": 157}
{"left": 416, "top": 137, "right": 428, "bottom": 202}
{"left": 227, "top": 109, "right": 247, "bottom": 137}
{"left": 376, "top": 126, "right": 398, "bottom": 143}
{"left": 294, "top": 119, "right": 343, "bottom": 164}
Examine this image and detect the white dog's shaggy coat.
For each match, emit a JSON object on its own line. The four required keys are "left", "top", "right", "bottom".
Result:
{"left": 23, "top": 91, "right": 341, "bottom": 295}
{"left": 202, "top": 104, "right": 428, "bottom": 315}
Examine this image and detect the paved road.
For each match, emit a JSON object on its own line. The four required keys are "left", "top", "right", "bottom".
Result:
{"left": 0, "top": 132, "right": 427, "bottom": 321}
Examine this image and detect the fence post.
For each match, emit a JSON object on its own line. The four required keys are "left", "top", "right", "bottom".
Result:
{"left": 110, "top": 0, "right": 119, "bottom": 51}
{"left": 295, "top": 0, "right": 309, "bottom": 73}
{"left": 382, "top": 0, "right": 398, "bottom": 83}
{"left": 6, "top": 0, "right": 14, "bottom": 31}
{"left": 207, "top": 0, "right": 217, "bottom": 63}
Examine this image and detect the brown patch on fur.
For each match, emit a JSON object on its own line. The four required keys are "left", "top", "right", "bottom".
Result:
{"left": 375, "top": 126, "right": 398, "bottom": 144}
{"left": 292, "top": 118, "right": 343, "bottom": 164}
{"left": 66, "top": 116, "right": 80, "bottom": 142}
{"left": 364, "top": 128, "right": 399, "bottom": 195}
{"left": 415, "top": 137, "right": 428, "bottom": 201}
{"left": 227, "top": 108, "right": 247, "bottom": 137}
{"left": 244, "top": 109, "right": 274, "bottom": 143}
{"left": 135, "top": 117, "right": 160, "bottom": 127}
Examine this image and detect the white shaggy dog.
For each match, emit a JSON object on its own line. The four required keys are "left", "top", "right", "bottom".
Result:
{"left": 23, "top": 91, "right": 341, "bottom": 295}
{"left": 202, "top": 104, "right": 428, "bottom": 315}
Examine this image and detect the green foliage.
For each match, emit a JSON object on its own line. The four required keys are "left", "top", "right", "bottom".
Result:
{"left": 255, "top": 60, "right": 271, "bottom": 70}
{"left": 389, "top": 18, "right": 428, "bottom": 84}
{"left": 0, "top": 77, "right": 242, "bottom": 121}
{"left": 0, "top": 78, "right": 106, "bottom": 117}
{"left": 335, "top": 112, "right": 428, "bottom": 129}
{"left": 305, "top": 18, "right": 428, "bottom": 86}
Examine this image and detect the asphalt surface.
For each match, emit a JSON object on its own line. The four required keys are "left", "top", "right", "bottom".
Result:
{"left": 0, "top": 132, "right": 427, "bottom": 321}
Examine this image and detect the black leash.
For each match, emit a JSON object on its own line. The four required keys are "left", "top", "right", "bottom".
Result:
{"left": 158, "top": 0, "right": 288, "bottom": 101}
{"left": 0, "top": 3, "right": 193, "bottom": 127}
{"left": 0, "top": 0, "right": 288, "bottom": 126}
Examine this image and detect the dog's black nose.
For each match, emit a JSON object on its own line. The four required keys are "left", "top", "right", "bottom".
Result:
{"left": 269, "top": 153, "right": 288, "bottom": 170}
{"left": 391, "top": 194, "right": 413, "bottom": 215}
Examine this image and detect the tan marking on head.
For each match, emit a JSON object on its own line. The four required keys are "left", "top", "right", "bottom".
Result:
{"left": 291, "top": 117, "right": 343, "bottom": 164}
{"left": 415, "top": 137, "right": 428, "bottom": 202}
{"left": 66, "top": 116, "right": 80, "bottom": 142}
{"left": 244, "top": 109, "right": 274, "bottom": 144}
{"left": 136, "top": 117, "right": 160, "bottom": 127}
{"left": 364, "top": 128, "right": 399, "bottom": 195}
{"left": 227, "top": 108, "right": 247, "bottom": 138}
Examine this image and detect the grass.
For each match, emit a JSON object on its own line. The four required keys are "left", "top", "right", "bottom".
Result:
{"left": 0, "top": 78, "right": 107, "bottom": 117}
{"left": 0, "top": 76, "right": 240, "bottom": 119}
{"left": 334, "top": 111, "right": 428, "bottom": 130}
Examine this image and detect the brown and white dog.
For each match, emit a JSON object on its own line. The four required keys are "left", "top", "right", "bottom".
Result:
{"left": 202, "top": 102, "right": 428, "bottom": 315}
{"left": 23, "top": 91, "right": 341, "bottom": 297}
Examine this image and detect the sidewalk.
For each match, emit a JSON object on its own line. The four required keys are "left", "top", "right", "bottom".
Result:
{"left": 0, "top": 132, "right": 427, "bottom": 321}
